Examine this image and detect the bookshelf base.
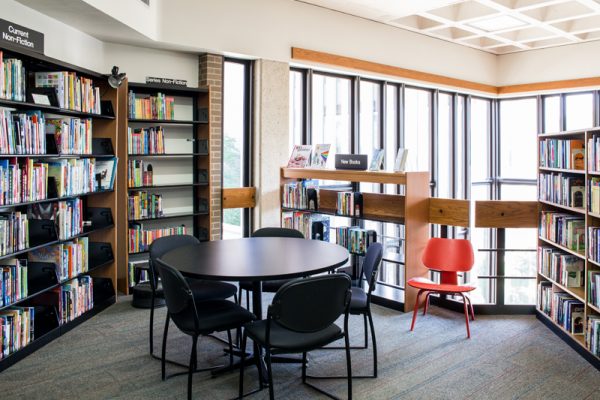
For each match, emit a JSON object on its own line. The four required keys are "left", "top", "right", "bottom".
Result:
{"left": 0, "top": 295, "right": 116, "bottom": 373}
{"left": 535, "top": 310, "right": 600, "bottom": 370}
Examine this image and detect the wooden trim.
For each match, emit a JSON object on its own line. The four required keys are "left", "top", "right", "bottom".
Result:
{"left": 292, "top": 47, "right": 497, "bottom": 94}
{"left": 498, "top": 77, "right": 600, "bottom": 95}
{"left": 222, "top": 187, "right": 256, "bottom": 209}
{"left": 475, "top": 200, "right": 538, "bottom": 228}
{"left": 429, "top": 198, "right": 470, "bottom": 227}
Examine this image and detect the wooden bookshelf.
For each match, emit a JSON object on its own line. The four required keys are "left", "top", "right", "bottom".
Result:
{"left": 537, "top": 127, "right": 600, "bottom": 365}
{"left": 0, "top": 45, "right": 121, "bottom": 372}
{"left": 117, "top": 82, "right": 211, "bottom": 294}
{"left": 280, "top": 167, "right": 429, "bottom": 312}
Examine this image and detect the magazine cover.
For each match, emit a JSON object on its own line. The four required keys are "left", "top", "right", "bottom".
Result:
{"left": 287, "top": 145, "right": 312, "bottom": 168}
{"left": 311, "top": 144, "right": 331, "bottom": 168}
{"left": 369, "top": 148, "right": 384, "bottom": 171}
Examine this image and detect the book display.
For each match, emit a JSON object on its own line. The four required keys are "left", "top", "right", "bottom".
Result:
{"left": 280, "top": 167, "right": 429, "bottom": 311}
{"left": 537, "top": 128, "right": 600, "bottom": 364}
{"left": 118, "top": 82, "right": 210, "bottom": 293}
{"left": 0, "top": 45, "right": 119, "bottom": 371}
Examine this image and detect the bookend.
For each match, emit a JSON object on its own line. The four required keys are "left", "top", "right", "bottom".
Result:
{"left": 311, "top": 221, "right": 326, "bottom": 241}
{"left": 198, "top": 169, "right": 208, "bottom": 184}
{"left": 88, "top": 242, "right": 114, "bottom": 270}
{"left": 197, "top": 198, "right": 209, "bottom": 213}
{"left": 307, "top": 188, "right": 318, "bottom": 210}
{"left": 85, "top": 207, "right": 114, "bottom": 232}
{"left": 197, "top": 227, "right": 209, "bottom": 242}
{"left": 198, "top": 139, "right": 209, "bottom": 155}
{"left": 29, "top": 219, "right": 59, "bottom": 248}
{"left": 92, "top": 138, "right": 114, "bottom": 156}
{"left": 27, "top": 261, "right": 60, "bottom": 294}
{"left": 198, "top": 107, "right": 209, "bottom": 123}
{"left": 100, "top": 100, "right": 115, "bottom": 118}
{"left": 354, "top": 192, "right": 363, "bottom": 217}
{"left": 45, "top": 134, "right": 59, "bottom": 155}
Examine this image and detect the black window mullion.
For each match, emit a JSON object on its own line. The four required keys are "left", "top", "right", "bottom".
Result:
{"left": 559, "top": 93, "right": 566, "bottom": 131}
{"left": 304, "top": 69, "right": 312, "bottom": 145}
{"left": 431, "top": 89, "right": 439, "bottom": 198}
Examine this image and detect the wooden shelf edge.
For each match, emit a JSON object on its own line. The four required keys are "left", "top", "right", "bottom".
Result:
{"left": 539, "top": 200, "right": 585, "bottom": 215}
{"left": 538, "top": 236, "right": 586, "bottom": 260}
{"left": 538, "top": 272, "right": 586, "bottom": 302}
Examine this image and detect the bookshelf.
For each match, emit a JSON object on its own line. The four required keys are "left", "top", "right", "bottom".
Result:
{"left": 279, "top": 167, "right": 429, "bottom": 312}
{"left": 0, "top": 45, "right": 120, "bottom": 371}
{"left": 537, "top": 127, "right": 600, "bottom": 367}
{"left": 117, "top": 82, "right": 210, "bottom": 294}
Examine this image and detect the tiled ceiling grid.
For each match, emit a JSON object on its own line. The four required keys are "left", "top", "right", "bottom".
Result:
{"left": 300, "top": 0, "right": 600, "bottom": 54}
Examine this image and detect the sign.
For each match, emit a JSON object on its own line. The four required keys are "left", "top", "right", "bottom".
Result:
{"left": 335, "top": 154, "right": 368, "bottom": 170}
{"left": 145, "top": 76, "right": 188, "bottom": 87}
{"left": 0, "top": 19, "right": 44, "bottom": 54}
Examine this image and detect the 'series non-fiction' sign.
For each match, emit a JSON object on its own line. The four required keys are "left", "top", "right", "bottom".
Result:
{"left": 145, "top": 76, "right": 188, "bottom": 87}
{"left": 0, "top": 19, "right": 44, "bottom": 54}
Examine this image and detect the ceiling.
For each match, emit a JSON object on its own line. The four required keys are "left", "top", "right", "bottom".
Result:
{"left": 298, "top": 0, "right": 600, "bottom": 54}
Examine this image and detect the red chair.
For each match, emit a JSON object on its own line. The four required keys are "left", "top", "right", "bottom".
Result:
{"left": 408, "top": 238, "right": 476, "bottom": 338}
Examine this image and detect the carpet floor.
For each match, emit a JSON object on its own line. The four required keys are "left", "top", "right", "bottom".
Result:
{"left": 0, "top": 297, "right": 599, "bottom": 400}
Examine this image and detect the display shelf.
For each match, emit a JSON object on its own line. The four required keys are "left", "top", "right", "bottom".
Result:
{"left": 589, "top": 303, "right": 600, "bottom": 315}
{"left": 538, "top": 236, "right": 585, "bottom": 260}
{"left": 129, "top": 211, "right": 207, "bottom": 223}
{"left": 0, "top": 98, "right": 114, "bottom": 119}
{"left": 539, "top": 200, "right": 585, "bottom": 215}
{"left": 127, "top": 183, "right": 206, "bottom": 190}
{"left": 0, "top": 189, "right": 113, "bottom": 209}
{"left": 128, "top": 153, "right": 206, "bottom": 158}
{"left": 538, "top": 167, "right": 585, "bottom": 174}
{"left": 128, "top": 118, "right": 205, "bottom": 125}
{"left": 588, "top": 258, "right": 600, "bottom": 268}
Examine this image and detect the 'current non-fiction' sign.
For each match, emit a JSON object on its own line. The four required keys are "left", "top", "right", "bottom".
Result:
{"left": 0, "top": 19, "right": 44, "bottom": 54}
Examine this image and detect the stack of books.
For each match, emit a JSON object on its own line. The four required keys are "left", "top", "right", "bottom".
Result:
{"left": 0, "top": 110, "right": 46, "bottom": 155}
{"left": 128, "top": 126, "right": 165, "bottom": 154}
{"left": 35, "top": 71, "right": 101, "bottom": 114}
{"left": 0, "top": 158, "right": 48, "bottom": 205}
{"left": 282, "top": 180, "right": 318, "bottom": 209}
{"left": 551, "top": 291, "right": 584, "bottom": 334}
{"left": 128, "top": 91, "right": 175, "bottom": 120}
{"left": 539, "top": 211, "right": 585, "bottom": 253}
{"left": 589, "top": 271, "right": 600, "bottom": 309}
{"left": 586, "top": 315, "right": 600, "bottom": 357}
{"left": 47, "top": 158, "right": 96, "bottom": 197}
{"left": 0, "top": 259, "right": 28, "bottom": 306}
{"left": 128, "top": 223, "right": 187, "bottom": 253}
{"left": 60, "top": 276, "right": 93, "bottom": 324}
{"left": 336, "top": 192, "right": 363, "bottom": 217}
{"left": 588, "top": 227, "right": 600, "bottom": 263}
{"left": 539, "top": 138, "right": 584, "bottom": 170}
{"left": 128, "top": 191, "right": 163, "bottom": 220}
{"left": 0, "top": 212, "right": 28, "bottom": 256}
{"left": 0, "top": 307, "right": 34, "bottom": 359}
{"left": 538, "top": 246, "right": 583, "bottom": 287}
{"left": 46, "top": 118, "right": 93, "bottom": 155}
{"left": 128, "top": 159, "right": 153, "bottom": 188}
{"left": 538, "top": 281, "right": 552, "bottom": 316}
{"left": 587, "top": 134, "right": 600, "bottom": 172}
{"left": 335, "top": 226, "right": 377, "bottom": 255}
{"left": 538, "top": 173, "right": 584, "bottom": 208}
{"left": 28, "top": 238, "right": 88, "bottom": 281}
{"left": 281, "top": 211, "right": 329, "bottom": 240}
{"left": 0, "top": 52, "right": 26, "bottom": 101}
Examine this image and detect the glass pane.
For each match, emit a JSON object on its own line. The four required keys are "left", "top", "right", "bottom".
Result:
{"left": 471, "top": 228, "right": 493, "bottom": 304}
{"left": 289, "top": 70, "right": 303, "bottom": 152}
{"left": 404, "top": 88, "right": 431, "bottom": 172}
{"left": 312, "top": 74, "right": 351, "bottom": 155}
{"left": 501, "top": 184, "right": 536, "bottom": 201}
{"left": 385, "top": 84, "right": 398, "bottom": 176}
{"left": 543, "top": 95, "right": 560, "bottom": 133}
{"left": 437, "top": 93, "right": 452, "bottom": 198}
{"left": 223, "top": 62, "right": 245, "bottom": 189}
{"left": 455, "top": 96, "right": 465, "bottom": 199}
{"left": 566, "top": 92, "right": 594, "bottom": 131}
{"left": 504, "top": 228, "right": 536, "bottom": 277}
{"left": 223, "top": 209, "right": 243, "bottom": 239}
{"left": 470, "top": 98, "right": 490, "bottom": 183}
{"left": 359, "top": 81, "right": 381, "bottom": 193}
{"left": 505, "top": 278, "right": 536, "bottom": 305}
{"left": 500, "top": 98, "right": 537, "bottom": 180}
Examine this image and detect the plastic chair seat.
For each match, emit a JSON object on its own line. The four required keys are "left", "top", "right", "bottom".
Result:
{"left": 349, "top": 286, "right": 368, "bottom": 312}
{"left": 245, "top": 319, "right": 343, "bottom": 353}
{"left": 407, "top": 277, "right": 475, "bottom": 293}
{"left": 187, "top": 279, "right": 237, "bottom": 301}
{"left": 175, "top": 299, "right": 255, "bottom": 336}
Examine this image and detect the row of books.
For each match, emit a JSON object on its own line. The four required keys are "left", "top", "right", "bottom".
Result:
{"left": 588, "top": 227, "right": 600, "bottom": 263}
{"left": 0, "top": 306, "right": 34, "bottom": 360}
{"left": 281, "top": 180, "right": 318, "bottom": 210}
{"left": 590, "top": 177, "right": 600, "bottom": 214}
{"left": 281, "top": 211, "right": 330, "bottom": 241}
{"left": 128, "top": 126, "right": 166, "bottom": 155}
{"left": 128, "top": 92, "right": 175, "bottom": 120}
{"left": 587, "top": 315, "right": 600, "bottom": 357}
{"left": 539, "top": 138, "right": 584, "bottom": 170}
{"left": 0, "top": 212, "right": 28, "bottom": 257}
{"left": 44, "top": 199, "right": 83, "bottom": 241}
{"left": 337, "top": 192, "right": 363, "bottom": 217}
{"left": 46, "top": 118, "right": 92, "bottom": 155}
{"left": 335, "top": 226, "right": 377, "bottom": 255}
{"left": 0, "top": 110, "right": 46, "bottom": 155}
{"left": 0, "top": 158, "right": 48, "bottom": 205}
{"left": 537, "top": 246, "right": 583, "bottom": 288}
{"left": 128, "top": 191, "right": 163, "bottom": 220}
{"left": 128, "top": 223, "right": 187, "bottom": 253}
{"left": 539, "top": 281, "right": 584, "bottom": 335}
{"left": 0, "top": 260, "right": 28, "bottom": 307}
{"left": 538, "top": 173, "right": 584, "bottom": 208}
{"left": 588, "top": 135, "right": 600, "bottom": 173}
{"left": 35, "top": 71, "right": 101, "bottom": 114}
{"left": 539, "top": 211, "right": 584, "bottom": 254}
{"left": 59, "top": 276, "right": 93, "bottom": 325}
{"left": 128, "top": 261, "right": 150, "bottom": 288}
{"left": 48, "top": 158, "right": 96, "bottom": 197}
{"left": 128, "top": 159, "right": 153, "bottom": 188}
{"left": 0, "top": 52, "right": 25, "bottom": 102}
{"left": 589, "top": 271, "right": 600, "bottom": 309}
{"left": 29, "top": 238, "right": 88, "bottom": 282}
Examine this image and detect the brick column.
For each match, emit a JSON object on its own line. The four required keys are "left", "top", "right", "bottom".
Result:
{"left": 199, "top": 54, "right": 223, "bottom": 240}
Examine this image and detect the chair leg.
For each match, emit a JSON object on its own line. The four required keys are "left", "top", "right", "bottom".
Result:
{"left": 246, "top": 290, "right": 250, "bottom": 310}
{"left": 423, "top": 292, "right": 431, "bottom": 316}
{"left": 233, "top": 292, "right": 239, "bottom": 305}
{"left": 363, "top": 314, "right": 368, "bottom": 348}
{"left": 266, "top": 349, "right": 275, "bottom": 400}
{"left": 149, "top": 290, "right": 155, "bottom": 355}
{"left": 227, "top": 330, "right": 234, "bottom": 367}
{"left": 161, "top": 313, "right": 170, "bottom": 381}
{"left": 239, "top": 332, "right": 247, "bottom": 399}
{"left": 410, "top": 289, "right": 425, "bottom": 332}
{"left": 466, "top": 295, "right": 475, "bottom": 321}
{"left": 367, "top": 309, "right": 377, "bottom": 378}
{"left": 459, "top": 293, "right": 471, "bottom": 339}
{"left": 302, "top": 352, "right": 307, "bottom": 383}
{"left": 345, "top": 331, "right": 353, "bottom": 400}
{"left": 188, "top": 335, "right": 198, "bottom": 400}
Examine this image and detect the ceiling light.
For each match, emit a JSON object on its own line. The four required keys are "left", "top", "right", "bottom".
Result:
{"left": 468, "top": 15, "right": 527, "bottom": 32}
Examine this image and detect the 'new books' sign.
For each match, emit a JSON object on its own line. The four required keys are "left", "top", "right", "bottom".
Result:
{"left": 0, "top": 19, "right": 44, "bottom": 54}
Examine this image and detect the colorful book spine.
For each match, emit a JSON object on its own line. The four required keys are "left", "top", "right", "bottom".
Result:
{"left": 0, "top": 110, "right": 46, "bottom": 155}
{"left": 0, "top": 52, "right": 26, "bottom": 102}
{"left": 127, "top": 126, "right": 165, "bottom": 154}
{"left": 46, "top": 118, "right": 93, "bottom": 155}
{"left": 128, "top": 224, "right": 187, "bottom": 253}
{"left": 0, "top": 306, "right": 34, "bottom": 359}
{"left": 127, "top": 159, "right": 153, "bottom": 188}
{"left": 537, "top": 246, "right": 583, "bottom": 287}
{"left": 47, "top": 158, "right": 96, "bottom": 197}
{"left": 128, "top": 91, "right": 175, "bottom": 120}
{"left": 128, "top": 261, "right": 150, "bottom": 287}
{"left": 539, "top": 211, "right": 585, "bottom": 253}
{"left": 586, "top": 315, "right": 600, "bottom": 357}
{"left": 539, "top": 138, "right": 584, "bottom": 170}
{"left": 334, "top": 226, "right": 377, "bottom": 255}
{"left": 0, "top": 158, "right": 48, "bottom": 205}
{"left": 0, "top": 260, "right": 28, "bottom": 307}
{"left": 59, "top": 275, "right": 93, "bottom": 324}
{"left": 34, "top": 71, "right": 101, "bottom": 114}
{"left": 128, "top": 191, "right": 163, "bottom": 220}
{"left": 28, "top": 238, "right": 88, "bottom": 281}
{"left": 0, "top": 212, "right": 29, "bottom": 256}
{"left": 538, "top": 172, "right": 584, "bottom": 208}
{"left": 589, "top": 271, "right": 600, "bottom": 310}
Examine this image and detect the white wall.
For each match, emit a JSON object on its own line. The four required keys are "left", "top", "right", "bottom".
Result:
{"left": 81, "top": 0, "right": 159, "bottom": 40}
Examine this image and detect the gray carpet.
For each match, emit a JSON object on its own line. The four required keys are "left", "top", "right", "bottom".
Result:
{"left": 1, "top": 297, "right": 599, "bottom": 400}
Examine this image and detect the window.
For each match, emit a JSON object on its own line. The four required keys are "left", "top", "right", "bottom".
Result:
{"left": 543, "top": 95, "right": 560, "bottom": 133}
{"left": 437, "top": 93, "right": 452, "bottom": 198}
{"left": 565, "top": 92, "right": 594, "bottom": 131}
{"left": 223, "top": 59, "right": 252, "bottom": 239}
{"left": 311, "top": 73, "right": 351, "bottom": 155}
{"left": 499, "top": 98, "right": 537, "bottom": 181}
{"left": 289, "top": 70, "right": 304, "bottom": 152}
{"left": 404, "top": 88, "right": 432, "bottom": 172}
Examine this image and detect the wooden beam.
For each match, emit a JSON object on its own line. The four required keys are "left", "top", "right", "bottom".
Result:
{"left": 498, "top": 77, "right": 600, "bottom": 95}
{"left": 475, "top": 201, "right": 538, "bottom": 228}
{"left": 223, "top": 187, "right": 256, "bottom": 209}
{"left": 429, "top": 198, "right": 470, "bottom": 227}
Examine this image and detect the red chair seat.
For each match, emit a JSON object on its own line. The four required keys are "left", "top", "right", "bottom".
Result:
{"left": 407, "top": 277, "right": 476, "bottom": 293}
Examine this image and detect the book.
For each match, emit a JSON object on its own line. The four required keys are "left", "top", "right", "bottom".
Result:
{"left": 572, "top": 148, "right": 585, "bottom": 170}
{"left": 369, "top": 148, "right": 384, "bottom": 171}
{"left": 311, "top": 144, "right": 331, "bottom": 168}
{"left": 394, "top": 148, "right": 409, "bottom": 172}
{"left": 287, "top": 145, "right": 312, "bottom": 168}
{"left": 570, "top": 185, "right": 585, "bottom": 208}
{"left": 95, "top": 158, "right": 117, "bottom": 191}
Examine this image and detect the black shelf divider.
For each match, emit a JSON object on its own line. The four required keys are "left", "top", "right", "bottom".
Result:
{"left": 128, "top": 183, "right": 206, "bottom": 191}
{"left": 0, "top": 98, "right": 114, "bottom": 120}
{"left": 128, "top": 119, "right": 204, "bottom": 125}
{"left": 0, "top": 189, "right": 113, "bottom": 209}
{"left": 129, "top": 211, "right": 207, "bottom": 223}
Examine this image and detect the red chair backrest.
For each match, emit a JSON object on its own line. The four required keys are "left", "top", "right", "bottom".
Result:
{"left": 421, "top": 238, "right": 474, "bottom": 273}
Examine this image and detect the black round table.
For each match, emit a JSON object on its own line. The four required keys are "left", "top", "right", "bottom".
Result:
{"left": 161, "top": 237, "right": 349, "bottom": 319}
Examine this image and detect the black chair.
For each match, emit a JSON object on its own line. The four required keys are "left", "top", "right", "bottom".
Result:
{"left": 147, "top": 235, "right": 238, "bottom": 362}
{"left": 238, "top": 227, "right": 305, "bottom": 307}
{"left": 312, "top": 242, "right": 383, "bottom": 379}
{"left": 239, "top": 274, "right": 353, "bottom": 400}
{"left": 156, "top": 258, "right": 255, "bottom": 400}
